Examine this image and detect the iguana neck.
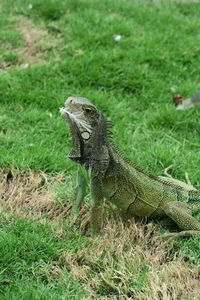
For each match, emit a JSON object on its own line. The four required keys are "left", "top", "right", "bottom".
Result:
{"left": 69, "top": 113, "right": 111, "bottom": 165}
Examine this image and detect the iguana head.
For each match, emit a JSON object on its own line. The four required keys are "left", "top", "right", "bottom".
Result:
{"left": 60, "top": 97, "right": 112, "bottom": 162}
{"left": 60, "top": 97, "right": 101, "bottom": 141}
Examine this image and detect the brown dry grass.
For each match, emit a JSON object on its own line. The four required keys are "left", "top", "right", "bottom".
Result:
{"left": 0, "top": 168, "right": 199, "bottom": 299}
{"left": 0, "top": 168, "right": 72, "bottom": 220}
{"left": 60, "top": 220, "right": 200, "bottom": 300}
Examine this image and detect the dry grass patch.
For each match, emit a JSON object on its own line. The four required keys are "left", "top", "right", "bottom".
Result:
{"left": 0, "top": 168, "right": 199, "bottom": 299}
{"left": 0, "top": 168, "right": 72, "bottom": 220}
{"left": 60, "top": 215, "right": 200, "bottom": 299}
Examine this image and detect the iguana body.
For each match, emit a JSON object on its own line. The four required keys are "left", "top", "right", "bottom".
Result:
{"left": 60, "top": 97, "right": 200, "bottom": 236}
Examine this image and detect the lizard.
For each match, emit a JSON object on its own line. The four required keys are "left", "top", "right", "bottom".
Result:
{"left": 60, "top": 96, "right": 200, "bottom": 240}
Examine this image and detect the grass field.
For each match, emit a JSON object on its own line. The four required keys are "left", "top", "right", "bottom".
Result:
{"left": 0, "top": 0, "right": 200, "bottom": 299}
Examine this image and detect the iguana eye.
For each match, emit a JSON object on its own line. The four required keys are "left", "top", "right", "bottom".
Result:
{"left": 84, "top": 108, "right": 92, "bottom": 113}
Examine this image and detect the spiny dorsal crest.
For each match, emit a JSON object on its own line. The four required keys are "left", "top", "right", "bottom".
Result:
{"left": 98, "top": 114, "right": 113, "bottom": 144}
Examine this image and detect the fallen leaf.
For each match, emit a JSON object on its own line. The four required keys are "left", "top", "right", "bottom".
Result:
{"left": 172, "top": 94, "right": 186, "bottom": 104}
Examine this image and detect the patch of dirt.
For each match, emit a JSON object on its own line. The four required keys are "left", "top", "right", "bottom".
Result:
{"left": 0, "top": 16, "right": 62, "bottom": 71}
{"left": 17, "top": 17, "right": 48, "bottom": 65}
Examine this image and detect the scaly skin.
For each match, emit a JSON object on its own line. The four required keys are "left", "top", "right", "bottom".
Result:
{"left": 60, "top": 97, "right": 200, "bottom": 238}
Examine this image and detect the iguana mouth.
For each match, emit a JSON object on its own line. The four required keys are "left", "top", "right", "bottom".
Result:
{"left": 60, "top": 100, "right": 96, "bottom": 162}
{"left": 60, "top": 107, "right": 83, "bottom": 161}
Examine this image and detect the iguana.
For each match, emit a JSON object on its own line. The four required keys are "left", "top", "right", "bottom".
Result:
{"left": 60, "top": 97, "right": 200, "bottom": 239}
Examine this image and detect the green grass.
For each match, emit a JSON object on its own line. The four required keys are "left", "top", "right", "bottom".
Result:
{"left": 0, "top": 0, "right": 200, "bottom": 299}
{"left": 0, "top": 216, "right": 86, "bottom": 299}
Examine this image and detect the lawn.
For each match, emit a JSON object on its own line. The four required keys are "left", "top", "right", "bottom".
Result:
{"left": 0, "top": 0, "right": 200, "bottom": 299}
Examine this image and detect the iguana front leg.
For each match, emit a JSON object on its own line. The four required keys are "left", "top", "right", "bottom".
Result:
{"left": 72, "top": 166, "right": 88, "bottom": 219}
{"left": 90, "top": 165, "right": 106, "bottom": 234}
